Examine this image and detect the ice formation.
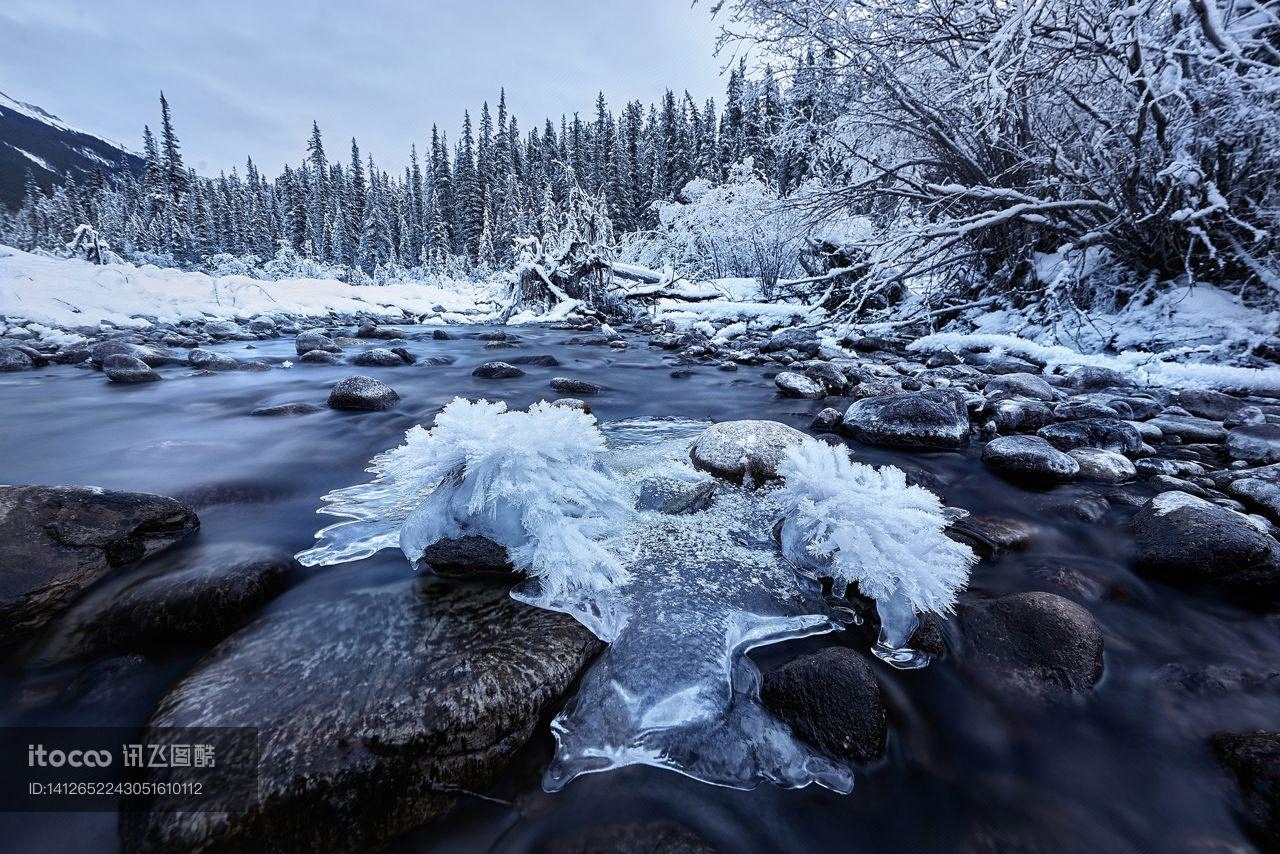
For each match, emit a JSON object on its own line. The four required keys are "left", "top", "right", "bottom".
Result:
{"left": 777, "top": 441, "right": 978, "bottom": 668}
{"left": 299, "top": 401, "right": 974, "bottom": 791}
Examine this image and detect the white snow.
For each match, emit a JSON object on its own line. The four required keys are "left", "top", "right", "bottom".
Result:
{"left": 4, "top": 143, "right": 54, "bottom": 173}
{"left": 0, "top": 245, "right": 501, "bottom": 332}
{"left": 0, "top": 90, "right": 138, "bottom": 154}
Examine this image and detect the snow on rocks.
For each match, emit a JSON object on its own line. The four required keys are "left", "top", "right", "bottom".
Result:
{"left": 1131, "top": 491, "right": 1280, "bottom": 596}
{"left": 1037, "top": 418, "right": 1144, "bottom": 455}
{"left": 1062, "top": 366, "right": 1134, "bottom": 392}
{"left": 350, "top": 347, "right": 411, "bottom": 367}
{"left": 472, "top": 361, "right": 525, "bottom": 379}
{"left": 690, "top": 420, "right": 809, "bottom": 484}
{"left": 1067, "top": 448, "right": 1137, "bottom": 483}
{"left": 295, "top": 329, "right": 341, "bottom": 355}
{"left": 775, "top": 371, "right": 826, "bottom": 399}
{"left": 102, "top": 353, "right": 161, "bottom": 383}
{"left": 327, "top": 376, "right": 400, "bottom": 411}
{"left": 187, "top": 348, "right": 240, "bottom": 371}
{"left": 842, "top": 389, "right": 970, "bottom": 449}
{"left": 984, "top": 372, "right": 1056, "bottom": 401}
{"left": 980, "top": 398, "right": 1055, "bottom": 434}
{"left": 0, "top": 346, "right": 34, "bottom": 371}
{"left": 981, "top": 435, "right": 1080, "bottom": 482}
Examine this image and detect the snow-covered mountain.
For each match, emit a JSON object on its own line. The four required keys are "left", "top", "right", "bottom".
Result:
{"left": 0, "top": 91, "right": 144, "bottom": 210}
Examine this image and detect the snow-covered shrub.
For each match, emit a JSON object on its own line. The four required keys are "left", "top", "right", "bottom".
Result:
{"left": 389, "top": 399, "right": 631, "bottom": 598}
{"left": 777, "top": 440, "right": 976, "bottom": 666}
{"left": 260, "top": 244, "right": 348, "bottom": 282}
{"left": 203, "top": 252, "right": 262, "bottom": 278}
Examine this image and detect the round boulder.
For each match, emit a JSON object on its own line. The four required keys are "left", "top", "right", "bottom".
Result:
{"left": 350, "top": 347, "right": 409, "bottom": 367}
{"left": 1037, "top": 418, "right": 1143, "bottom": 455}
{"left": 328, "top": 376, "right": 400, "bottom": 411}
{"left": 102, "top": 354, "right": 161, "bottom": 383}
{"left": 1228, "top": 424, "right": 1280, "bottom": 465}
{"left": 295, "top": 329, "right": 341, "bottom": 355}
{"left": 760, "top": 647, "right": 887, "bottom": 763}
{"left": 187, "top": 348, "right": 240, "bottom": 371}
{"left": 550, "top": 377, "right": 603, "bottom": 395}
{"left": 690, "top": 420, "right": 808, "bottom": 484}
{"left": 775, "top": 371, "right": 826, "bottom": 399}
{"left": 842, "top": 389, "right": 970, "bottom": 449}
{"left": 981, "top": 435, "right": 1080, "bottom": 482}
{"left": 1067, "top": 448, "right": 1137, "bottom": 483}
{"left": 472, "top": 361, "right": 525, "bottom": 379}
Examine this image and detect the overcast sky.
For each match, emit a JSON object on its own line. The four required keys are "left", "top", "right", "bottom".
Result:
{"left": 0, "top": 0, "right": 727, "bottom": 174}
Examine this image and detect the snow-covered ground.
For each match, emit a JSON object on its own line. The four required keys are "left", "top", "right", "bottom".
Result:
{"left": 0, "top": 245, "right": 506, "bottom": 336}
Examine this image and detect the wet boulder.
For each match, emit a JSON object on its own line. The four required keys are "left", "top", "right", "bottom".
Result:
{"left": 419, "top": 535, "right": 514, "bottom": 576}
{"left": 120, "top": 578, "right": 602, "bottom": 853}
{"left": 1131, "top": 491, "right": 1280, "bottom": 595}
{"left": 843, "top": 389, "right": 970, "bottom": 449}
{"left": 1227, "top": 424, "right": 1280, "bottom": 465}
{"left": 203, "top": 319, "right": 242, "bottom": 339}
{"left": 690, "top": 420, "right": 808, "bottom": 484}
{"left": 810, "top": 407, "right": 844, "bottom": 433}
{"left": 327, "top": 376, "right": 400, "bottom": 411}
{"left": 1068, "top": 448, "right": 1137, "bottom": 483}
{"left": 1037, "top": 418, "right": 1143, "bottom": 455}
{"left": 1173, "top": 389, "right": 1246, "bottom": 421}
{"left": 508, "top": 354, "right": 561, "bottom": 367}
{"left": 0, "top": 346, "right": 34, "bottom": 371}
{"left": 40, "top": 543, "right": 297, "bottom": 660}
{"left": 90, "top": 340, "right": 181, "bottom": 368}
{"left": 550, "top": 377, "right": 603, "bottom": 395}
{"left": 1061, "top": 365, "right": 1134, "bottom": 391}
{"left": 1053, "top": 400, "right": 1120, "bottom": 421}
{"left": 102, "top": 354, "right": 161, "bottom": 383}
{"left": 957, "top": 592, "right": 1105, "bottom": 701}
{"left": 760, "top": 647, "right": 887, "bottom": 763}
{"left": 0, "top": 486, "right": 199, "bottom": 646}
{"left": 948, "top": 514, "right": 1037, "bottom": 557}
{"left": 472, "top": 361, "right": 525, "bottom": 379}
{"left": 250, "top": 402, "right": 324, "bottom": 417}
{"left": 350, "top": 347, "right": 409, "bottom": 367}
{"left": 775, "top": 371, "right": 826, "bottom": 399}
{"left": 981, "top": 397, "right": 1054, "bottom": 434}
{"left": 299, "top": 349, "right": 341, "bottom": 364}
{"left": 1227, "top": 476, "right": 1280, "bottom": 525}
{"left": 981, "top": 435, "right": 1079, "bottom": 482}
{"left": 295, "top": 329, "right": 341, "bottom": 355}
{"left": 984, "top": 372, "right": 1055, "bottom": 402}
{"left": 1211, "top": 731, "right": 1280, "bottom": 850}
{"left": 1147, "top": 413, "right": 1228, "bottom": 444}
{"left": 764, "top": 328, "right": 820, "bottom": 357}
{"left": 187, "top": 348, "right": 240, "bottom": 371}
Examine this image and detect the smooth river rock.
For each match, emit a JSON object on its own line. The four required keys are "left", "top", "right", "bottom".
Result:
{"left": 775, "top": 371, "right": 826, "bottom": 399}
{"left": 0, "top": 485, "right": 199, "bottom": 647}
{"left": 120, "top": 577, "right": 602, "bottom": 853}
{"left": 472, "top": 361, "right": 525, "bottom": 379}
{"left": 1037, "top": 418, "right": 1144, "bottom": 455}
{"left": 1227, "top": 424, "right": 1280, "bottom": 465}
{"left": 760, "top": 646, "right": 887, "bottom": 763}
{"left": 842, "top": 389, "right": 970, "bottom": 449}
{"left": 102, "top": 353, "right": 161, "bottom": 383}
{"left": 1211, "top": 730, "right": 1280, "bottom": 850}
{"left": 690, "top": 420, "right": 809, "bottom": 484}
{"left": 981, "top": 435, "right": 1080, "bottom": 482}
{"left": 327, "top": 376, "right": 400, "bottom": 411}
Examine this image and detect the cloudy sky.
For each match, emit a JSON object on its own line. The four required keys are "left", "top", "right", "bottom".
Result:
{"left": 0, "top": 0, "right": 727, "bottom": 174}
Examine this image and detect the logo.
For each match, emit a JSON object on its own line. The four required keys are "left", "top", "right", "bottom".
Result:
{"left": 27, "top": 745, "right": 113, "bottom": 768}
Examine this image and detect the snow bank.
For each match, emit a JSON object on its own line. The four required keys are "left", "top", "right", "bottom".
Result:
{"left": 907, "top": 331, "right": 1280, "bottom": 394}
{"left": 0, "top": 245, "right": 501, "bottom": 331}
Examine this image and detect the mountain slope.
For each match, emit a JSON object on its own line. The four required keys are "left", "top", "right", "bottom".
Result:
{"left": 0, "top": 91, "right": 144, "bottom": 210}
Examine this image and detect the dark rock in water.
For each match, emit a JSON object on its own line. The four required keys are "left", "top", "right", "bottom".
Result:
{"left": 982, "top": 435, "right": 1079, "bottom": 482}
{"left": 90, "top": 340, "right": 182, "bottom": 368}
{"left": 250, "top": 402, "right": 324, "bottom": 417}
{"left": 760, "top": 647, "right": 886, "bottom": 763}
{"left": 1131, "top": 491, "right": 1280, "bottom": 596}
{"left": 1061, "top": 365, "right": 1134, "bottom": 391}
{"left": 484, "top": 340, "right": 517, "bottom": 350}
{"left": 1037, "top": 418, "right": 1143, "bottom": 455}
{"left": 0, "top": 346, "right": 34, "bottom": 371}
{"left": 690, "top": 420, "right": 808, "bottom": 484}
{"left": 421, "top": 355, "right": 455, "bottom": 366}
{"left": 1229, "top": 477, "right": 1280, "bottom": 524}
{"left": 327, "top": 376, "right": 400, "bottom": 411}
{"left": 389, "top": 346, "right": 416, "bottom": 364}
{"left": 957, "top": 592, "right": 1104, "bottom": 700}
{"left": 550, "top": 376, "right": 603, "bottom": 395}
{"left": 775, "top": 371, "right": 826, "bottom": 399}
{"left": 948, "top": 514, "right": 1037, "bottom": 557}
{"left": 848, "top": 335, "right": 898, "bottom": 354}
{"left": 298, "top": 349, "right": 341, "bottom": 364}
{"left": 1147, "top": 413, "right": 1228, "bottom": 444}
{"left": 843, "top": 389, "right": 970, "bottom": 449}
{"left": 295, "top": 329, "right": 341, "bottom": 355}
{"left": 1174, "top": 388, "right": 1246, "bottom": 421}
{"left": 670, "top": 369, "right": 696, "bottom": 379}
{"left": 420, "top": 535, "right": 514, "bottom": 576}
{"left": 472, "top": 361, "right": 525, "bottom": 379}
{"left": 119, "top": 578, "right": 602, "bottom": 853}
{"left": 764, "top": 328, "right": 820, "bottom": 357}
{"left": 508, "top": 354, "right": 561, "bottom": 367}
{"left": 432, "top": 329, "right": 452, "bottom": 340}
{"left": 102, "top": 353, "right": 161, "bottom": 383}
{"left": 810, "top": 407, "right": 844, "bottom": 433}
{"left": 350, "top": 347, "right": 408, "bottom": 367}
{"left": 550, "top": 398, "right": 590, "bottom": 414}
{"left": 0, "top": 486, "right": 199, "bottom": 647}
{"left": 1227, "top": 424, "right": 1280, "bottom": 464}
{"left": 187, "top": 348, "right": 239, "bottom": 371}
{"left": 981, "top": 397, "right": 1054, "bottom": 434}
{"left": 803, "top": 362, "right": 849, "bottom": 394}
{"left": 638, "top": 478, "right": 719, "bottom": 515}
{"left": 43, "top": 543, "right": 297, "bottom": 659}
{"left": 984, "top": 372, "right": 1055, "bottom": 401}
{"left": 1210, "top": 731, "right": 1280, "bottom": 850}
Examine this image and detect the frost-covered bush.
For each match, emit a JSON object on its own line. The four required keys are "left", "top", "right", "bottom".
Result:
{"left": 777, "top": 440, "right": 976, "bottom": 666}
{"left": 260, "top": 245, "right": 348, "bottom": 282}
{"left": 203, "top": 252, "right": 262, "bottom": 277}
{"left": 391, "top": 399, "right": 630, "bottom": 598}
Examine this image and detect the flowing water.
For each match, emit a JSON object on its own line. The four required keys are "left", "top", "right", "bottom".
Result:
{"left": 1, "top": 325, "right": 1277, "bottom": 853}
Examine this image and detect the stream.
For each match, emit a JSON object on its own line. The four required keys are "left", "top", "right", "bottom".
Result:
{"left": 1, "top": 324, "right": 1277, "bottom": 853}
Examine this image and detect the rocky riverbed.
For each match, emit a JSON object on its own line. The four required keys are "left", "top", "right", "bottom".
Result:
{"left": 1, "top": 311, "right": 1278, "bottom": 853}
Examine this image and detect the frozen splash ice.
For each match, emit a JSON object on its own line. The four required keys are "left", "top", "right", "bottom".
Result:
{"left": 298, "top": 400, "right": 972, "bottom": 793}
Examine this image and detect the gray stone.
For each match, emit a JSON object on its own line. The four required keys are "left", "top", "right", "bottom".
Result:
{"left": 1210, "top": 731, "right": 1280, "bottom": 850}
{"left": 1068, "top": 448, "right": 1137, "bottom": 483}
{"left": 298, "top": 350, "right": 341, "bottom": 364}
{"left": 350, "top": 347, "right": 408, "bottom": 367}
{"left": 472, "top": 361, "right": 525, "bottom": 379}
{"left": 295, "top": 329, "right": 341, "bottom": 355}
{"left": 984, "top": 372, "right": 1055, "bottom": 401}
{"left": 102, "top": 353, "right": 161, "bottom": 383}
{"left": 187, "top": 348, "right": 240, "bottom": 371}
{"left": 981, "top": 435, "right": 1080, "bottom": 482}
{"left": 760, "top": 647, "right": 886, "bottom": 763}
{"left": 550, "top": 376, "right": 603, "bottom": 395}
{"left": 420, "top": 535, "right": 514, "bottom": 575}
{"left": 690, "top": 420, "right": 808, "bottom": 484}
{"left": 120, "top": 578, "right": 602, "bottom": 853}
{"left": 843, "top": 389, "right": 970, "bottom": 449}
{"left": 250, "top": 402, "right": 324, "bottom": 417}
{"left": 1227, "top": 424, "right": 1280, "bottom": 464}
{"left": 0, "top": 346, "right": 34, "bottom": 371}
{"left": 809, "top": 407, "right": 844, "bottom": 433}
{"left": 327, "top": 376, "right": 400, "bottom": 411}
{"left": 981, "top": 398, "right": 1054, "bottom": 434}
{"left": 1037, "top": 418, "right": 1144, "bottom": 455}
{"left": 1061, "top": 365, "right": 1134, "bottom": 391}
{"left": 775, "top": 371, "right": 826, "bottom": 399}
{"left": 0, "top": 486, "right": 199, "bottom": 646}
{"left": 1148, "top": 414, "right": 1228, "bottom": 444}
